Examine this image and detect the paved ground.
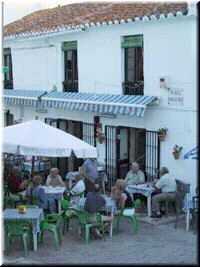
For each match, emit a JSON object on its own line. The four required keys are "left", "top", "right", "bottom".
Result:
{"left": 2, "top": 216, "right": 198, "bottom": 265}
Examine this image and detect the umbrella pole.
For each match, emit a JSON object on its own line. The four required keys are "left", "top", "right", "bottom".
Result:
{"left": 30, "top": 156, "right": 35, "bottom": 204}
{"left": 31, "top": 156, "right": 35, "bottom": 177}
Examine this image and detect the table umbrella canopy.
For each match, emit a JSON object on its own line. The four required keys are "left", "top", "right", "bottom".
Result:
{"left": 183, "top": 146, "right": 198, "bottom": 160}
{"left": 3, "top": 119, "right": 97, "bottom": 158}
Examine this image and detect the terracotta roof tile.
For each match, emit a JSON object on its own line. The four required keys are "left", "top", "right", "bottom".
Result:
{"left": 4, "top": 2, "right": 188, "bottom": 38}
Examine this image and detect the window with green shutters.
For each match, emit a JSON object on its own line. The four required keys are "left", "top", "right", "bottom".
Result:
{"left": 3, "top": 48, "right": 13, "bottom": 89}
{"left": 122, "top": 35, "right": 144, "bottom": 95}
{"left": 62, "top": 41, "right": 78, "bottom": 92}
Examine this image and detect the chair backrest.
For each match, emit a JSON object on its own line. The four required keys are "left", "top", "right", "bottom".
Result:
{"left": 45, "top": 211, "right": 63, "bottom": 228}
{"left": 61, "top": 199, "right": 70, "bottom": 211}
{"left": 4, "top": 220, "right": 30, "bottom": 235}
{"left": 76, "top": 210, "right": 101, "bottom": 225}
{"left": 175, "top": 179, "right": 191, "bottom": 209}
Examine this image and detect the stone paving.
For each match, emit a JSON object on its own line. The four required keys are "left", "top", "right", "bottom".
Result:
{"left": 2, "top": 216, "right": 198, "bottom": 265}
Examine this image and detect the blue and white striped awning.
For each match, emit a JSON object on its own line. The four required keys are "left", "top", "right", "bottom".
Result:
{"left": 3, "top": 89, "right": 47, "bottom": 107}
{"left": 184, "top": 147, "right": 198, "bottom": 160}
{"left": 42, "top": 92, "right": 158, "bottom": 117}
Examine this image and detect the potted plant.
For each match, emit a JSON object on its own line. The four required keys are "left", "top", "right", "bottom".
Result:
{"left": 172, "top": 144, "right": 183, "bottom": 159}
{"left": 96, "top": 132, "right": 106, "bottom": 144}
{"left": 158, "top": 127, "right": 168, "bottom": 141}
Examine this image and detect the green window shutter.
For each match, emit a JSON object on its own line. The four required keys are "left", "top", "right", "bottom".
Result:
{"left": 4, "top": 48, "right": 11, "bottom": 55}
{"left": 121, "top": 35, "right": 143, "bottom": 48}
{"left": 62, "top": 41, "right": 77, "bottom": 51}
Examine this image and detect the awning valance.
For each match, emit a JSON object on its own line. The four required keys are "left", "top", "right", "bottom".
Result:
{"left": 3, "top": 89, "right": 46, "bottom": 107}
{"left": 62, "top": 41, "right": 77, "bottom": 51}
{"left": 121, "top": 35, "right": 143, "bottom": 48}
{"left": 41, "top": 92, "right": 157, "bottom": 117}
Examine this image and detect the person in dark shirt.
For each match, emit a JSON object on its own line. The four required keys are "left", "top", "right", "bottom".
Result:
{"left": 84, "top": 183, "right": 112, "bottom": 237}
{"left": 7, "top": 166, "right": 27, "bottom": 201}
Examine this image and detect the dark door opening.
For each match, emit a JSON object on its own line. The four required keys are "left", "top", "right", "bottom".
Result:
{"left": 106, "top": 125, "right": 160, "bottom": 188}
{"left": 45, "top": 118, "right": 84, "bottom": 178}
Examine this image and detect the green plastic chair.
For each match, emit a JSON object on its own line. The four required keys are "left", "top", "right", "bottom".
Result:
{"left": 4, "top": 220, "right": 32, "bottom": 257}
{"left": 40, "top": 211, "right": 63, "bottom": 250}
{"left": 115, "top": 199, "right": 141, "bottom": 234}
{"left": 3, "top": 195, "right": 10, "bottom": 210}
{"left": 76, "top": 210, "right": 105, "bottom": 244}
{"left": 9, "top": 192, "right": 28, "bottom": 208}
{"left": 61, "top": 199, "right": 78, "bottom": 234}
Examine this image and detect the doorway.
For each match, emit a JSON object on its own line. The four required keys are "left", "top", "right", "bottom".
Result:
{"left": 105, "top": 125, "right": 160, "bottom": 188}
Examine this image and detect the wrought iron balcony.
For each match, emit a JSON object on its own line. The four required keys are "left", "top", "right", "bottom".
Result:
{"left": 122, "top": 81, "right": 144, "bottom": 95}
{"left": 4, "top": 80, "right": 13, "bottom": 89}
{"left": 62, "top": 80, "right": 78, "bottom": 92}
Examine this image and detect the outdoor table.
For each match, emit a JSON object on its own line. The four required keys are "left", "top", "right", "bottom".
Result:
{"left": 74, "top": 196, "right": 116, "bottom": 238}
{"left": 39, "top": 186, "right": 66, "bottom": 213}
{"left": 23, "top": 160, "right": 51, "bottom": 174}
{"left": 183, "top": 193, "right": 195, "bottom": 231}
{"left": 3, "top": 208, "right": 44, "bottom": 251}
{"left": 126, "top": 183, "right": 155, "bottom": 217}
{"left": 66, "top": 170, "right": 108, "bottom": 194}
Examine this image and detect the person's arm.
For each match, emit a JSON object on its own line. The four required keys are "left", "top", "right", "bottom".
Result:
{"left": 138, "top": 171, "right": 145, "bottom": 184}
{"left": 124, "top": 171, "right": 130, "bottom": 184}
{"left": 46, "top": 176, "right": 51, "bottom": 186}
{"left": 58, "top": 176, "right": 65, "bottom": 187}
{"left": 81, "top": 161, "right": 95, "bottom": 184}
{"left": 152, "top": 179, "right": 163, "bottom": 193}
{"left": 70, "top": 181, "right": 85, "bottom": 196}
{"left": 110, "top": 186, "right": 116, "bottom": 199}
{"left": 81, "top": 171, "right": 95, "bottom": 184}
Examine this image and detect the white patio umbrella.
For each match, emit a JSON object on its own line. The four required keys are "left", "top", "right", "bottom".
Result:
{"left": 3, "top": 119, "right": 97, "bottom": 175}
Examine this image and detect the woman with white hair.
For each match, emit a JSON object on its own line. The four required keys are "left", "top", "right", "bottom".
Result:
{"left": 111, "top": 179, "right": 134, "bottom": 214}
{"left": 46, "top": 167, "right": 65, "bottom": 187}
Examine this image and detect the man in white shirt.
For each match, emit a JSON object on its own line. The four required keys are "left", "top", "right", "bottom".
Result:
{"left": 70, "top": 174, "right": 86, "bottom": 203}
{"left": 125, "top": 162, "right": 145, "bottom": 185}
{"left": 151, "top": 167, "right": 177, "bottom": 218}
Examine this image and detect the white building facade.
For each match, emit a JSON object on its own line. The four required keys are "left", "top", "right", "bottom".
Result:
{"left": 3, "top": 3, "right": 197, "bottom": 192}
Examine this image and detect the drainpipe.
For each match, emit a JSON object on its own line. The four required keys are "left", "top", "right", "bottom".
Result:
{"left": 2, "top": 2, "right": 4, "bottom": 74}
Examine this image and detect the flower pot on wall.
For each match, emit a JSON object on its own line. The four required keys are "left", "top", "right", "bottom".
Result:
{"left": 159, "top": 134, "right": 166, "bottom": 142}
{"left": 172, "top": 151, "right": 180, "bottom": 160}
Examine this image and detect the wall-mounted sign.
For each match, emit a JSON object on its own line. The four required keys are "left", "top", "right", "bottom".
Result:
{"left": 168, "top": 88, "right": 184, "bottom": 106}
{"left": 36, "top": 108, "right": 47, "bottom": 113}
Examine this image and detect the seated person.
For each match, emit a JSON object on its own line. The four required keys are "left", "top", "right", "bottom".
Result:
{"left": 111, "top": 179, "right": 134, "bottom": 214}
{"left": 26, "top": 175, "right": 56, "bottom": 213}
{"left": 125, "top": 162, "right": 145, "bottom": 185}
{"left": 69, "top": 174, "right": 86, "bottom": 203}
{"left": 7, "top": 166, "right": 26, "bottom": 200}
{"left": 26, "top": 175, "right": 47, "bottom": 209}
{"left": 151, "top": 167, "right": 177, "bottom": 218}
{"left": 84, "top": 183, "right": 112, "bottom": 237}
{"left": 46, "top": 167, "right": 65, "bottom": 187}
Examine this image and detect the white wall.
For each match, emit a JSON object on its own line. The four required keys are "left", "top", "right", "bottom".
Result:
{"left": 4, "top": 15, "right": 197, "bottom": 193}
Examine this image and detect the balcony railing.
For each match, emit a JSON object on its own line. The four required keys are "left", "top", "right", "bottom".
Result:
{"left": 4, "top": 80, "right": 13, "bottom": 89}
{"left": 62, "top": 80, "right": 78, "bottom": 92}
{"left": 122, "top": 81, "right": 144, "bottom": 95}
